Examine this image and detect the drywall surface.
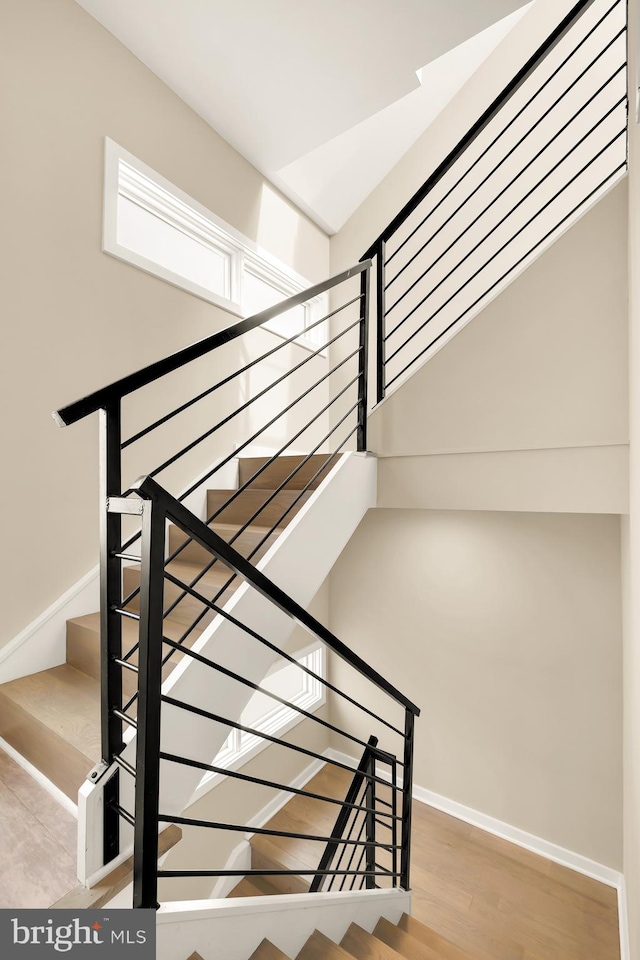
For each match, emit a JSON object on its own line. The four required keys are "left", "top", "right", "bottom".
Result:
{"left": 377, "top": 445, "right": 629, "bottom": 514}
{"left": 328, "top": 508, "right": 623, "bottom": 870}
{"left": 624, "top": 1, "right": 640, "bottom": 954}
{"left": 366, "top": 180, "right": 628, "bottom": 458}
{"left": 0, "top": 0, "right": 329, "bottom": 647}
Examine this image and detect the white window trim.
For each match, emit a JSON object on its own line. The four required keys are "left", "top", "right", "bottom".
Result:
{"left": 187, "top": 642, "right": 326, "bottom": 805}
{"left": 103, "top": 139, "right": 327, "bottom": 350}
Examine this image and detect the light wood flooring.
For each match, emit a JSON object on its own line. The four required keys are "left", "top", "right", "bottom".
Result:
{"left": 408, "top": 797, "right": 620, "bottom": 960}
{"left": 230, "top": 765, "right": 621, "bottom": 960}
{"left": 0, "top": 752, "right": 621, "bottom": 958}
{"left": 0, "top": 749, "right": 78, "bottom": 907}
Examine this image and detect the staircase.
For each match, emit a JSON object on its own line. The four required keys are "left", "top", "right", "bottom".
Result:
{"left": 249, "top": 915, "right": 474, "bottom": 960}
{"left": 0, "top": 455, "right": 332, "bottom": 801}
{"left": 15, "top": 0, "right": 625, "bottom": 954}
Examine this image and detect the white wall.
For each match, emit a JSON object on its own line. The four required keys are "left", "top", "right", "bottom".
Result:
{"left": 328, "top": 508, "right": 623, "bottom": 870}
{"left": 0, "top": 0, "right": 330, "bottom": 648}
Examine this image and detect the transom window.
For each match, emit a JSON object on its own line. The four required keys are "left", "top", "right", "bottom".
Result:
{"left": 103, "top": 139, "right": 327, "bottom": 348}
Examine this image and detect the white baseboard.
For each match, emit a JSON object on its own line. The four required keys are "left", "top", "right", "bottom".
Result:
{"left": 326, "top": 747, "right": 622, "bottom": 888}
{"left": 0, "top": 566, "right": 100, "bottom": 684}
{"left": 0, "top": 735, "right": 78, "bottom": 818}
{"left": 412, "top": 782, "right": 623, "bottom": 889}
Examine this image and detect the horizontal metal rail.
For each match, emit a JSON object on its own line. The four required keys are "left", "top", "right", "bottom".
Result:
{"left": 159, "top": 751, "right": 400, "bottom": 819}
{"left": 122, "top": 294, "right": 363, "bottom": 448}
{"left": 385, "top": 61, "right": 626, "bottom": 309}
{"left": 54, "top": 262, "right": 371, "bottom": 426}
{"left": 157, "top": 868, "right": 401, "bottom": 879}
{"left": 386, "top": 158, "right": 626, "bottom": 389}
{"left": 385, "top": 0, "right": 623, "bottom": 269}
{"left": 131, "top": 476, "right": 420, "bottom": 714}
{"left": 361, "top": 0, "right": 599, "bottom": 258}
{"left": 386, "top": 100, "right": 626, "bottom": 350}
{"left": 157, "top": 634, "right": 402, "bottom": 753}
{"left": 160, "top": 813, "right": 402, "bottom": 849}
{"left": 161, "top": 695, "right": 404, "bottom": 785}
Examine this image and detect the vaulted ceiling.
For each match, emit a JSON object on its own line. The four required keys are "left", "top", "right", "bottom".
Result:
{"left": 75, "top": 0, "right": 534, "bottom": 232}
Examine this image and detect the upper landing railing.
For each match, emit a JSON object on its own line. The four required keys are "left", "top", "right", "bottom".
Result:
{"left": 362, "top": 0, "right": 628, "bottom": 402}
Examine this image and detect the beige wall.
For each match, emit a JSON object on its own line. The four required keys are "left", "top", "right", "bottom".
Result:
{"left": 366, "top": 180, "right": 628, "bottom": 459}
{"left": 0, "top": 0, "right": 329, "bottom": 647}
{"left": 625, "top": 0, "right": 640, "bottom": 954}
{"left": 328, "top": 508, "right": 623, "bottom": 869}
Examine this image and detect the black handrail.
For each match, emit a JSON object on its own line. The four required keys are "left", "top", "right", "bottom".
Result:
{"left": 361, "top": 0, "right": 598, "bottom": 260}
{"left": 131, "top": 474, "right": 420, "bottom": 715}
{"left": 114, "top": 476, "right": 418, "bottom": 907}
{"left": 53, "top": 261, "right": 371, "bottom": 427}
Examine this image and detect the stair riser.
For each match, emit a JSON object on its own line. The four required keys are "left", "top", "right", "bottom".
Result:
{"left": 250, "top": 848, "right": 310, "bottom": 896}
{"left": 66, "top": 621, "right": 179, "bottom": 699}
{"left": 0, "top": 693, "right": 93, "bottom": 801}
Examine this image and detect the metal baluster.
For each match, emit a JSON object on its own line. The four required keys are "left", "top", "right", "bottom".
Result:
{"left": 365, "top": 751, "right": 376, "bottom": 889}
{"left": 400, "top": 708, "right": 415, "bottom": 891}
{"left": 133, "top": 498, "right": 166, "bottom": 909}
{"left": 376, "top": 240, "right": 386, "bottom": 404}
{"left": 99, "top": 401, "right": 123, "bottom": 865}
{"left": 357, "top": 264, "right": 370, "bottom": 452}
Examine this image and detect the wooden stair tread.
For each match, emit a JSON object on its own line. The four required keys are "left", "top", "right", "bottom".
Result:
{"left": 50, "top": 824, "right": 181, "bottom": 909}
{"left": 398, "top": 915, "right": 476, "bottom": 960}
{"left": 374, "top": 919, "right": 446, "bottom": 960}
{"left": 249, "top": 940, "right": 292, "bottom": 960}
{"left": 238, "top": 455, "right": 336, "bottom": 491}
{"left": 168, "top": 521, "right": 283, "bottom": 565}
{"left": 207, "top": 488, "right": 313, "bottom": 527}
{"left": 0, "top": 664, "right": 100, "bottom": 759}
{"left": 341, "top": 923, "right": 405, "bottom": 960}
{"left": 297, "top": 930, "right": 353, "bottom": 960}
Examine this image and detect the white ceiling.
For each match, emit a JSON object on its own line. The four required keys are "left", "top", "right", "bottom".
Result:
{"left": 75, "top": 0, "right": 534, "bottom": 233}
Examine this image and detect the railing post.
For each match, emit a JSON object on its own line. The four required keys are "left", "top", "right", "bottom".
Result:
{"left": 133, "top": 497, "right": 166, "bottom": 909}
{"left": 99, "top": 401, "right": 123, "bottom": 866}
{"left": 357, "top": 263, "right": 370, "bottom": 452}
{"left": 376, "top": 240, "right": 386, "bottom": 405}
{"left": 364, "top": 751, "right": 376, "bottom": 889}
{"left": 400, "top": 708, "right": 415, "bottom": 891}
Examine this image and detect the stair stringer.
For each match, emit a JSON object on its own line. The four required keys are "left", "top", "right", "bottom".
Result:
{"left": 154, "top": 888, "right": 411, "bottom": 960}
{"left": 78, "top": 451, "right": 376, "bottom": 883}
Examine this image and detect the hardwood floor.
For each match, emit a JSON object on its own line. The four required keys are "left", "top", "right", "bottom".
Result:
{"left": 231, "top": 766, "right": 621, "bottom": 960}
{"left": 0, "top": 749, "right": 78, "bottom": 907}
{"left": 408, "top": 799, "right": 620, "bottom": 960}
{"left": 0, "top": 745, "right": 621, "bottom": 959}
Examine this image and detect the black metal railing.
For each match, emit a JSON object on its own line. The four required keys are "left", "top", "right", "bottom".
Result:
{"left": 105, "top": 477, "right": 418, "bottom": 908}
{"left": 363, "top": 0, "right": 627, "bottom": 402}
{"left": 53, "top": 0, "right": 629, "bottom": 915}
{"left": 55, "top": 261, "right": 372, "bottom": 870}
